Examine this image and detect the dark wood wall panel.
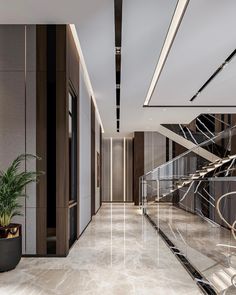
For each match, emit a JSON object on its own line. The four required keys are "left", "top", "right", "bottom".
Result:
{"left": 172, "top": 141, "right": 187, "bottom": 158}
{"left": 36, "top": 25, "right": 47, "bottom": 255}
{"left": 36, "top": 25, "right": 81, "bottom": 256}
{"left": 133, "top": 132, "right": 144, "bottom": 205}
{"left": 66, "top": 26, "right": 80, "bottom": 239}
{"left": 91, "top": 101, "right": 96, "bottom": 215}
{"left": 100, "top": 127, "right": 102, "bottom": 207}
{"left": 231, "top": 115, "right": 236, "bottom": 156}
{"left": 55, "top": 26, "right": 69, "bottom": 256}
{"left": 67, "top": 27, "right": 79, "bottom": 94}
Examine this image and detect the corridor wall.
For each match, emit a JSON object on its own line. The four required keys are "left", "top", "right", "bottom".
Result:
{"left": 0, "top": 25, "right": 37, "bottom": 255}
{"left": 102, "top": 138, "right": 133, "bottom": 202}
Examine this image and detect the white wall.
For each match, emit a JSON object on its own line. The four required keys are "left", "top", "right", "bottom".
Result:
{"left": 79, "top": 65, "right": 91, "bottom": 234}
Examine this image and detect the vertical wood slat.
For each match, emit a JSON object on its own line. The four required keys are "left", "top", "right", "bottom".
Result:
{"left": 215, "top": 114, "right": 221, "bottom": 133}
{"left": 36, "top": 25, "right": 84, "bottom": 255}
{"left": 100, "top": 127, "right": 102, "bottom": 207}
{"left": 56, "top": 25, "right": 69, "bottom": 256}
{"left": 66, "top": 26, "right": 80, "bottom": 240}
{"left": 91, "top": 101, "right": 96, "bottom": 216}
{"left": 133, "top": 132, "right": 144, "bottom": 205}
{"left": 231, "top": 115, "right": 236, "bottom": 156}
{"left": 36, "top": 25, "right": 47, "bottom": 255}
{"left": 76, "top": 66, "right": 80, "bottom": 239}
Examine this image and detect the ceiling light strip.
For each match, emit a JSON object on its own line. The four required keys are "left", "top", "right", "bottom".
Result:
{"left": 69, "top": 24, "right": 104, "bottom": 133}
{"left": 143, "top": 0, "right": 189, "bottom": 106}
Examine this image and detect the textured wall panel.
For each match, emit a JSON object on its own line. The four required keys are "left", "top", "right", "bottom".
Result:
{"left": 112, "top": 139, "right": 124, "bottom": 201}
{"left": 102, "top": 139, "right": 111, "bottom": 202}
{"left": 144, "top": 132, "right": 166, "bottom": 174}
{"left": 25, "top": 26, "right": 37, "bottom": 254}
{"left": 102, "top": 138, "right": 133, "bottom": 203}
{"left": 0, "top": 25, "right": 25, "bottom": 71}
{"left": 0, "top": 72, "right": 26, "bottom": 253}
{"left": 0, "top": 25, "right": 37, "bottom": 254}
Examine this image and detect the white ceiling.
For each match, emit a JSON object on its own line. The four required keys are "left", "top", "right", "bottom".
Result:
{"left": 151, "top": 0, "right": 236, "bottom": 106}
{"left": 0, "top": 0, "right": 116, "bottom": 133}
{"left": 120, "top": 0, "right": 236, "bottom": 137}
{"left": 0, "top": 0, "right": 236, "bottom": 137}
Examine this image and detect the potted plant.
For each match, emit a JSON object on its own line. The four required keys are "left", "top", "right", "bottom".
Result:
{"left": 0, "top": 154, "right": 40, "bottom": 272}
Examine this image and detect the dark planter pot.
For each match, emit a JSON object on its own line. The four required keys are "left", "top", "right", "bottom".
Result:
{"left": 0, "top": 224, "right": 22, "bottom": 272}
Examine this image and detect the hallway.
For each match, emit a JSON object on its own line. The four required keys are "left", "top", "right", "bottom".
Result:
{"left": 0, "top": 204, "right": 201, "bottom": 295}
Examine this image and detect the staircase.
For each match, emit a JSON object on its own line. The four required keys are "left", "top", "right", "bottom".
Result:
{"left": 159, "top": 113, "right": 232, "bottom": 161}
{"left": 140, "top": 123, "right": 236, "bottom": 294}
{"left": 142, "top": 124, "right": 236, "bottom": 206}
{"left": 161, "top": 154, "right": 236, "bottom": 199}
{"left": 157, "top": 124, "right": 220, "bottom": 163}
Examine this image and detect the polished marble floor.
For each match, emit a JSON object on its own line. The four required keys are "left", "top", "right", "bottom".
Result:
{"left": 0, "top": 204, "right": 201, "bottom": 295}
{"left": 147, "top": 203, "right": 236, "bottom": 294}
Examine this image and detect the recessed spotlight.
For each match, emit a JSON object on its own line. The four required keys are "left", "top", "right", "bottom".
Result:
{"left": 149, "top": 118, "right": 153, "bottom": 121}
{"left": 190, "top": 92, "right": 200, "bottom": 102}
{"left": 222, "top": 61, "right": 229, "bottom": 69}
{"left": 163, "top": 108, "right": 167, "bottom": 111}
{"left": 115, "top": 47, "right": 121, "bottom": 54}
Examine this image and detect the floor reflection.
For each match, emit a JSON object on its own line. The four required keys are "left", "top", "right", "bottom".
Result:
{"left": 0, "top": 203, "right": 201, "bottom": 295}
{"left": 147, "top": 203, "right": 236, "bottom": 293}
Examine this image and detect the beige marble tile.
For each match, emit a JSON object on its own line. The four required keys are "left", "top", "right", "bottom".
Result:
{"left": 0, "top": 203, "right": 201, "bottom": 295}
{"left": 146, "top": 203, "right": 236, "bottom": 293}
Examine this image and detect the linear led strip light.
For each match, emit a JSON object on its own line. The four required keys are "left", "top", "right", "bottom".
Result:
{"left": 143, "top": 0, "right": 189, "bottom": 106}
{"left": 69, "top": 24, "right": 105, "bottom": 133}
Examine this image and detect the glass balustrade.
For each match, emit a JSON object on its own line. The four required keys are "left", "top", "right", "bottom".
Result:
{"left": 163, "top": 114, "right": 233, "bottom": 158}
{"left": 140, "top": 125, "right": 236, "bottom": 294}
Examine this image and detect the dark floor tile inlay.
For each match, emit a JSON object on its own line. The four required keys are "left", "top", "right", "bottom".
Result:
{"left": 144, "top": 212, "right": 217, "bottom": 295}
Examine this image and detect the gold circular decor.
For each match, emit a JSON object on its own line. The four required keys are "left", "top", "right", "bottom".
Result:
{"left": 216, "top": 191, "right": 236, "bottom": 239}
{"left": 0, "top": 224, "right": 20, "bottom": 239}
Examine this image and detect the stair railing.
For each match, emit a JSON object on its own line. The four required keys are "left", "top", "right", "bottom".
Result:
{"left": 139, "top": 125, "right": 236, "bottom": 207}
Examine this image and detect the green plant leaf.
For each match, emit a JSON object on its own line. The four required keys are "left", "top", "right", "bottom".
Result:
{"left": 0, "top": 154, "right": 41, "bottom": 227}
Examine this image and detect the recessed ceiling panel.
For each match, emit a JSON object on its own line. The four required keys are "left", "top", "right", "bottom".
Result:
{"left": 150, "top": 0, "right": 236, "bottom": 106}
